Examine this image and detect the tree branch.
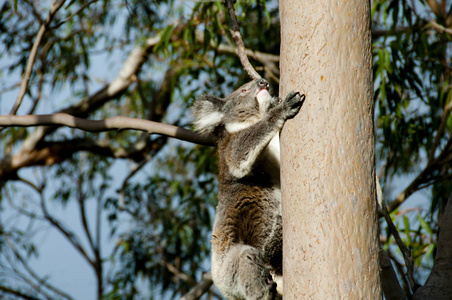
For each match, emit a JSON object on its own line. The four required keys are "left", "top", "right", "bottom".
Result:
{"left": 0, "top": 113, "right": 215, "bottom": 146}
{"left": 387, "top": 250, "right": 412, "bottom": 296}
{"left": 180, "top": 273, "right": 214, "bottom": 300}
{"left": 0, "top": 136, "right": 171, "bottom": 182}
{"left": 371, "top": 27, "right": 411, "bottom": 38}
{"left": 195, "top": 29, "right": 280, "bottom": 77}
{"left": 39, "top": 192, "right": 95, "bottom": 269}
{"left": 15, "top": 34, "right": 162, "bottom": 155}
{"left": 52, "top": 0, "right": 100, "bottom": 29}
{"left": 225, "top": 0, "right": 261, "bottom": 80}
{"left": 380, "top": 249, "right": 407, "bottom": 300}
{"left": 413, "top": 193, "right": 452, "bottom": 299}
{"left": 388, "top": 139, "right": 452, "bottom": 212}
{"left": 119, "top": 156, "right": 153, "bottom": 210}
{"left": 428, "top": 20, "right": 452, "bottom": 35}
{"left": 77, "top": 175, "right": 96, "bottom": 259}
{"left": 3, "top": 231, "right": 73, "bottom": 300}
{"left": 0, "top": 286, "right": 41, "bottom": 300}
{"left": 378, "top": 179, "right": 417, "bottom": 295}
{"left": 9, "top": 0, "right": 66, "bottom": 115}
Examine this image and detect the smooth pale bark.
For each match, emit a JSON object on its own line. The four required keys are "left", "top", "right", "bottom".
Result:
{"left": 279, "top": 0, "right": 382, "bottom": 298}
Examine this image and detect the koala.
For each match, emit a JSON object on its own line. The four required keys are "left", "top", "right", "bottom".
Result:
{"left": 192, "top": 78, "right": 305, "bottom": 300}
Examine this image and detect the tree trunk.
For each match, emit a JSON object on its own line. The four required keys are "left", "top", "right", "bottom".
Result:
{"left": 279, "top": 0, "right": 382, "bottom": 298}
{"left": 413, "top": 193, "right": 452, "bottom": 299}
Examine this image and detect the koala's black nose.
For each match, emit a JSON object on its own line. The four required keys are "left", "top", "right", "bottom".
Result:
{"left": 257, "top": 79, "right": 269, "bottom": 89}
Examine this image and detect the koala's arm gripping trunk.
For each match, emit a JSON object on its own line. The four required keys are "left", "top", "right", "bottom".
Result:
{"left": 223, "top": 110, "right": 285, "bottom": 179}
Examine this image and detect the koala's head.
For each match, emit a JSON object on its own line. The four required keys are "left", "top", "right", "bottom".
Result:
{"left": 192, "top": 79, "right": 276, "bottom": 135}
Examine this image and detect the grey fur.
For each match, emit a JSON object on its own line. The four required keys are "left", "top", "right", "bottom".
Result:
{"left": 192, "top": 79, "right": 305, "bottom": 300}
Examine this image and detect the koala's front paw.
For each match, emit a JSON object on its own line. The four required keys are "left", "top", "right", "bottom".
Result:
{"left": 266, "top": 274, "right": 282, "bottom": 300}
{"left": 283, "top": 91, "right": 305, "bottom": 119}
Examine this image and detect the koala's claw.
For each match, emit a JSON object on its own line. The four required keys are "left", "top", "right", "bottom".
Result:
{"left": 283, "top": 91, "right": 305, "bottom": 119}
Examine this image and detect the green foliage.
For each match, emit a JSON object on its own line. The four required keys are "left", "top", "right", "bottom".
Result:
{"left": 105, "top": 145, "right": 218, "bottom": 299}
{"left": 373, "top": 1, "right": 452, "bottom": 291}
{"left": 0, "top": 0, "right": 451, "bottom": 298}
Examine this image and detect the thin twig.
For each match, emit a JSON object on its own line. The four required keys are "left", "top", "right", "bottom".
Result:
{"left": 195, "top": 29, "right": 280, "bottom": 77}
{"left": 26, "top": 69, "right": 45, "bottom": 115}
{"left": 39, "top": 192, "right": 95, "bottom": 269}
{"left": 52, "top": 0, "right": 100, "bottom": 29}
{"left": 26, "top": 1, "right": 45, "bottom": 25}
{"left": 0, "top": 286, "right": 41, "bottom": 300}
{"left": 17, "top": 176, "right": 42, "bottom": 193}
{"left": 386, "top": 250, "right": 412, "bottom": 296}
{"left": 119, "top": 157, "right": 152, "bottom": 209}
{"left": 377, "top": 180, "right": 417, "bottom": 295}
{"left": 4, "top": 237, "right": 74, "bottom": 300}
{"left": 9, "top": 0, "right": 66, "bottom": 115}
{"left": 225, "top": 0, "right": 261, "bottom": 80}
{"left": 180, "top": 273, "right": 214, "bottom": 300}
{"left": 388, "top": 137, "right": 452, "bottom": 212}
{"left": 76, "top": 165, "right": 96, "bottom": 255}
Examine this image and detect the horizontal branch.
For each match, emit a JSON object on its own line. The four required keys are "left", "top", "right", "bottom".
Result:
{"left": 17, "top": 34, "right": 163, "bottom": 154}
{"left": 428, "top": 20, "right": 452, "bottom": 35}
{"left": 0, "top": 113, "right": 215, "bottom": 146}
{"left": 372, "top": 27, "right": 411, "bottom": 38}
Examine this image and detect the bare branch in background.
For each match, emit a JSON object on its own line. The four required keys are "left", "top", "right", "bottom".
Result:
{"left": 388, "top": 139, "right": 452, "bottom": 212}
{"left": 26, "top": 71, "right": 45, "bottom": 115}
{"left": 180, "top": 273, "right": 214, "bottom": 300}
{"left": 39, "top": 192, "right": 94, "bottom": 268}
{"left": 225, "top": 0, "right": 261, "bottom": 80}
{"left": 16, "top": 34, "right": 163, "bottom": 155}
{"left": 428, "top": 20, "right": 452, "bottom": 35}
{"left": 377, "top": 180, "right": 417, "bottom": 296}
{"left": 2, "top": 226, "right": 73, "bottom": 300}
{"left": 0, "top": 137, "right": 170, "bottom": 182}
{"left": 9, "top": 0, "right": 67, "bottom": 115}
{"left": 0, "top": 286, "right": 41, "bottom": 300}
{"left": 194, "top": 28, "right": 280, "bottom": 78}
{"left": 371, "top": 27, "right": 411, "bottom": 38}
{"left": 52, "top": 0, "right": 100, "bottom": 29}
{"left": 119, "top": 157, "right": 153, "bottom": 210}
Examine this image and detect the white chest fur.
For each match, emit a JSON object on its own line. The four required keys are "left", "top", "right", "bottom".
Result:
{"left": 262, "top": 133, "right": 281, "bottom": 179}
{"left": 266, "top": 134, "right": 280, "bottom": 163}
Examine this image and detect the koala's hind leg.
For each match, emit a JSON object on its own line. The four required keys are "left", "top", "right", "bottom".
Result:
{"left": 212, "top": 245, "right": 279, "bottom": 300}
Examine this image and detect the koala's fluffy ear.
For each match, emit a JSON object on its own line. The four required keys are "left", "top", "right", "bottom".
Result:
{"left": 192, "top": 95, "right": 225, "bottom": 134}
